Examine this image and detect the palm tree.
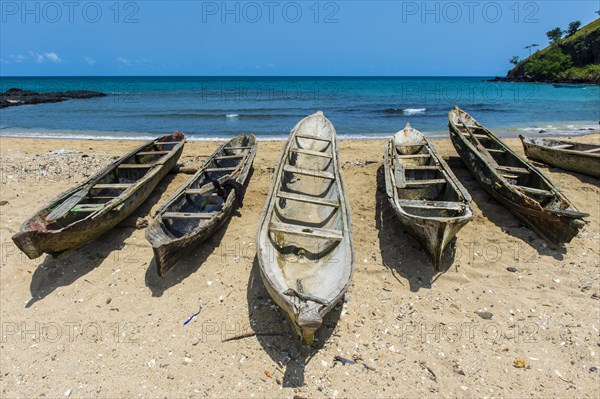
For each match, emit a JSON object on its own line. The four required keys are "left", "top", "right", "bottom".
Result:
{"left": 524, "top": 44, "right": 539, "bottom": 56}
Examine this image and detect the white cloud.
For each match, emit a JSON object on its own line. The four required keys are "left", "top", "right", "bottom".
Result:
{"left": 84, "top": 56, "right": 96, "bottom": 65}
{"left": 117, "top": 57, "right": 150, "bottom": 66}
{"left": 44, "top": 52, "right": 62, "bottom": 63}
{"left": 5, "top": 51, "right": 64, "bottom": 64}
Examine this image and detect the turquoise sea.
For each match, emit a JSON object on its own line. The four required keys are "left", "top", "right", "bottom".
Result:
{"left": 1, "top": 77, "right": 598, "bottom": 140}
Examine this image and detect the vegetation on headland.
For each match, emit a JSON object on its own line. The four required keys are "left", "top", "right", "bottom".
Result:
{"left": 494, "top": 16, "right": 600, "bottom": 84}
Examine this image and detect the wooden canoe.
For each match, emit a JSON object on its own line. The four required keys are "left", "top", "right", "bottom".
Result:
{"left": 384, "top": 123, "right": 473, "bottom": 270}
{"left": 448, "top": 107, "right": 588, "bottom": 247}
{"left": 256, "top": 111, "right": 354, "bottom": 344}
{"left": 146, "top": 134, "right": 257, "bottom": 277}
{"left": 12, "top": 132, "right": 186, "bottom": 259}
{"left": 519, "top": 135, "right": 600, "bottom": 178}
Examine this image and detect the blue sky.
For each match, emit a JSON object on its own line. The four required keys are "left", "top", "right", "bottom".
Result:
{"left": 0, "top": 1, "right": 598, "bottom": 76}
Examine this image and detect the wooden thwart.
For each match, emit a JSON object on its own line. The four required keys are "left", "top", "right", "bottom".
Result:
{"left": 404, "top": 179, "right": 446, "bottom": 186}
{"left": 224, "top": 146, "right": 252, "bottom": 150}
{"left": 93, "top": 183, "right": 133, "bottom": 190}
{"left": 291, "top": 148, "right": 333, "bottom": 159}
{"left": 399, "top": 199, "right": 464, "bottom": 211}
{"left": 137, "top": 151, "right": 170, "bottom": 156}
{"left": 582, "top": 147, "right": 600, "bottom": 153}
{"left": 268, "top": 221, "right": 343, "bottom": 241}
{"left": 277, "top": 191, "right": 339, "bottom": 207}
{"left": 461, "top": 132, "right": 488, "bottom": 139}
{"left": 118, "top": 163, "right": 153, "bottom": 169}
{"left": 550, "top": 144, "right": 574, "bottom": 149}
{"left": 215, "top": 154, "right": 244, "bottom": 160}
{"left": 295, "top": 133, "right": 331, "bottom": 142}
{"left": 283, "top": 165, "right": 335, "bottom": 180}
{"left": 403, "top": 165, "right": 440, "bottom": 171}
{"left": 162, "top": 212, "right": 217, "bottom": 219}
{"left": 205, "top": 167, "right": 237, "bottom": 173}
{"left": 497, "top": 165, "right": 530, "bottom": 174}
{"left": 395, "top": 154, "right": 431, "bottom": 159}
{"left": 70, "top": 204, "right": 105, "bottom": 213}
{"left": 511, "top": 185, "right": 553, "bottom": 197}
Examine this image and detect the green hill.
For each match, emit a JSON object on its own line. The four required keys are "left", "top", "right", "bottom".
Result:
{"left": 502, "top": 18, "right": 600, "bottom": 84}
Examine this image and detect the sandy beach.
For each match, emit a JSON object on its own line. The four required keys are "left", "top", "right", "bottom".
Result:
{"left": 0, "top": 134, "right": 599, "bottom": 398}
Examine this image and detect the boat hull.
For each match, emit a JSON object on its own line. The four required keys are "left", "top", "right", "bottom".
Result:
{"left": 256, "top": 111, "right": 354, "bottom": 344}
{"left": 146, "top": 134, "right": 257, "bottom": 276}
{"left": 449, "top": 123, "right": 583, "bottom": 247}
{"left": 148, "top": 195, "right": 234, "bottom": 277}
{"left": 521, "top": 138, "right": 600, "bottom": 178}
{"left": 12, "top": 143, "right": 183, "bottom": 259}
{"left": 383, "top": 125, "right": 473, "bottom": 270}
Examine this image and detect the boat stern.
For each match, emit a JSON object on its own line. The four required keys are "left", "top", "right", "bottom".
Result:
{"left": 11, "top": 230, "right": 43, "bottom": 259}
{"left": 297, "top": 305, "right": 323, "bottom": 345}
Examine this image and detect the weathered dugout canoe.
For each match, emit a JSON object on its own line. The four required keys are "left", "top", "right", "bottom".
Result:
{"left": 384, "top": 123, "right": 473, "bottom": 270}
{"left": 145, "top": 134, "right": 257, "bottom": 277}
{"left": 448, "top": 107, "right": 587, "bottom": 247}
{"left": 519, "top": 135, "right": 600, "bottom": 178}
{"left": 12, "top": 132, "right": 186, "bottom": 259}
{"left": 256, "top": 111, "right": 354, "bottom": 344}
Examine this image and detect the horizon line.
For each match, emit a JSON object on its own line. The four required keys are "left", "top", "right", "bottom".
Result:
{"left": 0, "top": 75, "right": 498, "bottom": 78}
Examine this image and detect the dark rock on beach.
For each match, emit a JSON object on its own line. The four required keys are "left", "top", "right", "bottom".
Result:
{"left": 0, "top": 87, "right": 106, "bottom": 108}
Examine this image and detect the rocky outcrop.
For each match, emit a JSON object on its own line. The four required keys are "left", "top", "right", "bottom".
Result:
{"left": 0, "top": 87, "right": 106, "bottom": 108}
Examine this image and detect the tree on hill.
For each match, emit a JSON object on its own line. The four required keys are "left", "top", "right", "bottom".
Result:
{"left": 565, "top": 21, "right": 582, "bottom": 36}
{"left": 524, "top": 44, "right": 539, "bottom": 56}
{"left": 524, "top": 49, "right": 573, "bottom": 79}
{"left": 546, "top": 27, "right": 563, "bottom": 44}
{"left": 509, "top": 56, "right": 520, "bottom": 66}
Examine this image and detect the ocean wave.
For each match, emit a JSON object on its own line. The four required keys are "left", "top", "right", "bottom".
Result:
{"left": 125, "top": 113, "right": 283, "bottom": 120}
{"left": 381, "top": 108, "right": 427, "bottom": 115}
{"left": 403, "top": 108, "right": 426, "bottom": 115}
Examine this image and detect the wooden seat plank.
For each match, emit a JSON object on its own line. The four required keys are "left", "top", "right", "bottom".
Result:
{"left": 215, "top": 154, "right": 244, "bottom": 160}
{"left": 92, "top": 183, "right": 132, "bottom": 190}
{"left": 394, "top": 154, "right": 431, "bottom": 159}
{"left": 550, "top": 144, "right": 574, "bottom": 149}
{"left": 137, "top": 151, "right": 169, "bottom": 156}
{"left": 512, "top": 185, "right": 553, "bottom": 197}
{"left": 403, "top": 165, "right": 440, "bottom": 170}
{"left": 294, "top": 134, "right": 331, "bottom": 142}
{"left": 277, "top": 191, "right": 339, "bottom": 207}
{"left": 582, "top": 147, "right": 600, "bottom": 153}
{"left": 398, "top": 199, "right": 465, "bottom": 211}
{"left": 497, "top": 165, "right": 530, "bottom": 174}
{"left": 291, "top": 148, "right": 333, "bottom": 159}
{"left": 162, "top": 212, "right": 217, "bottom": 219}
{"left": 205, "top": 167, "right": 237, "bottom": 172}
{"left": 404, "top": 179, "right": 446, "bottom": 186}
{"left": 268, "top": 221, "right": 343, "bottom": 241}
{"left": 283, "top": 165, "right": 335, "bottom": 180}
{"left": 118, "top": 163, "right": 153, "bottom": 169}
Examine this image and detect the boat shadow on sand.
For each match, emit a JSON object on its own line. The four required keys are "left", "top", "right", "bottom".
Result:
{"left": 246, "top": 256, "right": 342, "bottom": 388}
{"left": 26, "top": 174, "right": 177, "bottom": 308}
{"left": 144, "top": 214, "right": 236, "bottom": 297}
{"left": 444, "top": 157, "right": 567, "bottom": 260}
{"left": 375, "top": 166, "right": 455, "bottom": 292}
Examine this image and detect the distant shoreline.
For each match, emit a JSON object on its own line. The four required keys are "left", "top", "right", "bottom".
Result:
{"left": 488, "top": 76, "right": 600, "bottom": 85}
